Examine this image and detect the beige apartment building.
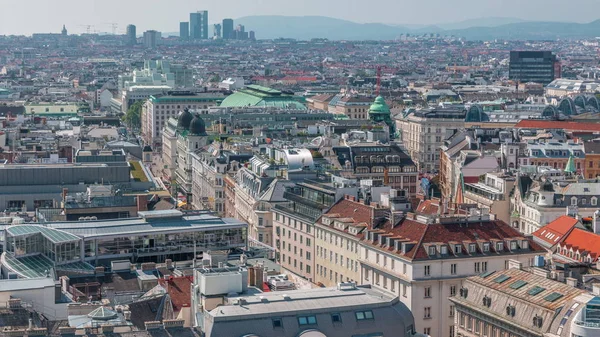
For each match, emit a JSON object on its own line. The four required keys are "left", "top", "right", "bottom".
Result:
{"left": 273, "top": 180, "right": 358, "bottom": 281}
{"left": 313, "top": 196, "right": 386, "bottom": 287}
{"left": 358, "top": 212, "right": 543, "bottom": 337}
{"left": 397, "top": 107, "right": 466, "bottom": 172}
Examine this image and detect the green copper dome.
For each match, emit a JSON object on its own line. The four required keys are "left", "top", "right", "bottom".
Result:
{"left": 369, "top": 96, "right": 390, "bottom": 114}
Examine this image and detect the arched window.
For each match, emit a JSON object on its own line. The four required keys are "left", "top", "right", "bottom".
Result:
{"left": 571, "top": 197, "right": 578, "bottom": 206}
{"left": 592, "top": 197, "right": 597, "bottom": 206}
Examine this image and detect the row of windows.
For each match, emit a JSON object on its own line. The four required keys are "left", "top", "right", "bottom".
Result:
{"left": 271, "top": 311, "right": 372, "bottom": 329}
{"left": 317, "top": 265, "right": 356, "bottom": 284}
{"left": 280, "top": 241, "right": 311, "bottom": 260}
{"left": 459, "top": 312, "right": 513, "bottom": 337}
{"left": 275, "top": 214, "right": 312, "bottom": 234}
{"left": 423, "top": 260, "right": 511, "bottom": 277}
{"left": 317, "top": 248, "right": 358, "bottom": 272}
{"left": 280, "top": 253, "right": 311, "bottom": 275}
{"left": 277, "top": 227, "right": 312, "bottom": 247}
{"left": 316, "top": 229, "right": 358, "bottom": 252}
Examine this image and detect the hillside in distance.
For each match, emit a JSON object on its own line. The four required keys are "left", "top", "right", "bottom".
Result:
{"left": 446, "top": 20, "right": 600, "bottom": 40}
{"left": 235, "top": 15, "right": 408, "bottom": 40}
{"left": 233, "top": 15, "right": 600, "bottom": 41}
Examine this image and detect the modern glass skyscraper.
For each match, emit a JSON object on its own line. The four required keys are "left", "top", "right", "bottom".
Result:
{"left": 222, "top": 18, "right": 234, "bottom": 40}
{"left": 126, "top": 24, "right": 136, "bottom": 46}
{"left": 190, "top": 11, "right": 208, "bottom": 40}
{"left": 509, "top": 51, "right": 557, "bottom": 85}
{"left": 213, "top": 24, "right": 222, "bottom": 39}
{"left": 180, "top": 22, "right": 190, "bottom": 41}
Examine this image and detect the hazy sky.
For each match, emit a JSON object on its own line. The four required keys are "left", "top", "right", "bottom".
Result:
{"left": 1, "top": 0, "right": 599, "bottom": 35}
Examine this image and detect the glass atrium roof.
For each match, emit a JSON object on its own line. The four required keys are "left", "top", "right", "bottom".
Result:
{"left": 7, "top": 225, "right": 80, "bottom": 243}
{"left": 1, "top": 253, "right": 94, "bottom": 278}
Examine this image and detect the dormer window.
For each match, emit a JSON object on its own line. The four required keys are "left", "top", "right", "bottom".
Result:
{"left": 521, "top": 241, "right": 529, "bottom": 250}
{"left": 483, "top": 243, "right": 490, "bottom": 252}
{"left": 440, "top": 246, "right": 448, "bottom": 255}
{"left": 454, "top": 245, "right": 462, "bottom": 254}
{"left": 428, "top": 246, "right": 436, "bottom": 256}
{"left": 510, "top": 241, "right": 517, "bottom": 250}
{"left": 497, "top": 242, "right": 504, "bottom": 251}
{"left": 469, "top": 244, "right": 476, "bottom": 254}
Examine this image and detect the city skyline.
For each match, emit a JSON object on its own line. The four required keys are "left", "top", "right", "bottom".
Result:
{"left": 1, "top": 0, "right": 600, "bottom": 36}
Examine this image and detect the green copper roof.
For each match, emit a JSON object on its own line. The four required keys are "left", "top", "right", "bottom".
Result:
{"left": 369, "top": 96, "right": 390, "bottom": 114}
{"left": 565, "top": 153, "right": 576, "bottom": 174}
{"left": 219, "top": 86, "right": 307, "bottom": 110}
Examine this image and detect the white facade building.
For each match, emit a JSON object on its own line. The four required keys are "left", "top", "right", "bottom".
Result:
{"left": 358, "top": 212, "right": 543, "bottom": 337}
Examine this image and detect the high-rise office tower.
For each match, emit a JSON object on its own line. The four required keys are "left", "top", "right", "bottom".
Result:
{"left": 213, "top": 24, "right": 222, "bottom": 39}
{"left": 190, "top": 11, "right": 208, "bottom": 40}
{"left": 249, "top": 31, "right": 256, "bottom": 41}
{"left": 235, "top": 24, "right": 246, "bottom": 40}
{"left": 509, "top": 51, "right": 558, "bottom": 85}
{"left": 180, "top": 22, "right": 190, "bottom": 41}
{"left": 143, "top": 30, "right": 160, "bottom": 49}
{"left": 126, "top": 24, "right": 137, "bottom": 46}
{"left": 222, "top": 18, "right": 234, "bottom": 40}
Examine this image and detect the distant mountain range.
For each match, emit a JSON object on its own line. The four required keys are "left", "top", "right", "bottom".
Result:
{"left": 228, "top": 15, "right": 600, "bottom": 41}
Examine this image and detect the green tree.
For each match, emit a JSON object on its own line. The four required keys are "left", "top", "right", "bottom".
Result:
{"left": 124, "top": 100, "right": 143, "bottom": 130}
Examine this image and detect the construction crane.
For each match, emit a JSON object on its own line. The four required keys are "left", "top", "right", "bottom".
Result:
{"left": 103, "top": 23, "right": 118, "bottom": 35}
{"left": 78, "top": 25, "right": 95, "bottom": 34}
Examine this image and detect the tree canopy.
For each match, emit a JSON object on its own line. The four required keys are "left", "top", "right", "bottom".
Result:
{"left": 124, "top": 100, "right": 143, "bottom": 129}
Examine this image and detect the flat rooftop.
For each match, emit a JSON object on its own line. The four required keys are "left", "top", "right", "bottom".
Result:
{"left": 45, "top": 214, "right": 246, "bottom": 238}
{"left": 209, "top": 286, "right": 397, "bottom": 321}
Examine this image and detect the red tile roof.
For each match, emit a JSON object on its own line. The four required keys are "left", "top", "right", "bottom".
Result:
{"left": 416, "top": 199, "right": 440, "bottom": 215}
{"left": 158, "top": 276, "right": 193, "bottom": 312}
{"left": 322, "top": 197, "right": 375, "bottom": 227}
{"left": 514, "top": 120, "right": 600, "bottom": 132}
{"left": 559, "top": 228, "right": 600, "bottom": 262}
{"left": 532, "top": 215, "right": 579, "bottom": 247}
{"left": 363, "top": 218, "right": 544, "bottom": 260}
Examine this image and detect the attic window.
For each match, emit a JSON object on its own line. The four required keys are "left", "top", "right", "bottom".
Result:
{"left": 494, "top": 274, "right": 511, "bottom": 284}
{"left": 272, "top": 318, "right": 283, "bottom": 328}
{"left": 483, "top": 243, "right": 490, "bottom": 252}
{"left": 428, "top": 246, "right": 436, "bottom": 256}
{"left": 454, "top": 245, "right": 462, "bottom": 254}
{"left": 440, "top": 246, "right": 448, "bottom": 255}
{"left": 544, "top": 292, "right": 564, "bottom": 302}
{"left": 469, "top": 244, "right": 476, "bottom": 253}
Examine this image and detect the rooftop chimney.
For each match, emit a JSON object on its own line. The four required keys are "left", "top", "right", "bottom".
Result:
{"left": 507, "top": 259, "right": 522, "bottom": 270}
{"left": 566, "top": 277, "right": 578, "bottom": 288}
